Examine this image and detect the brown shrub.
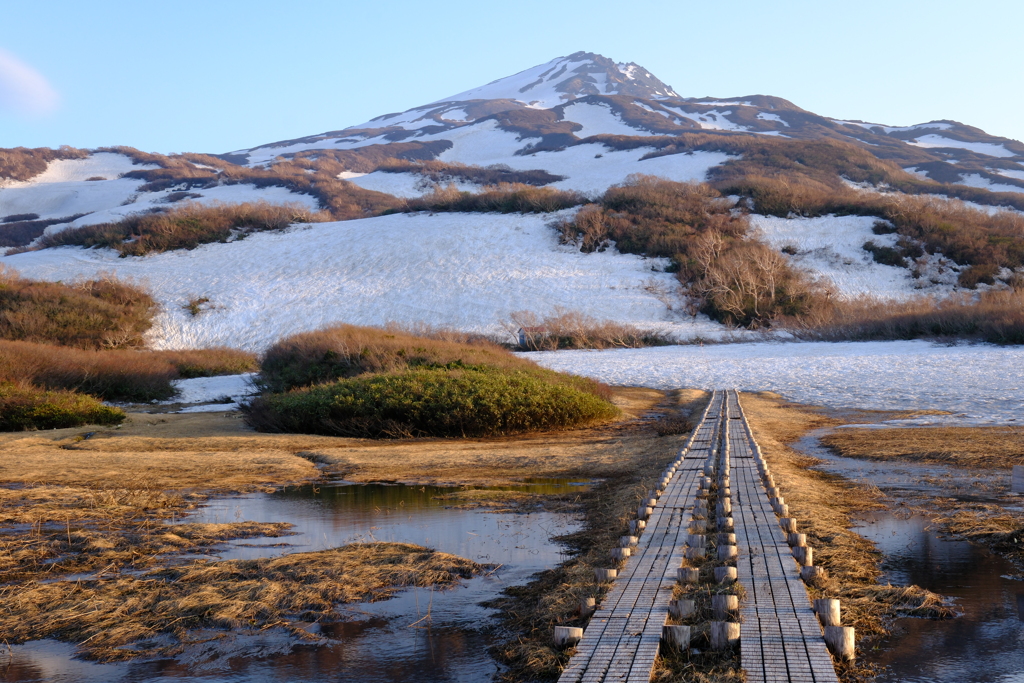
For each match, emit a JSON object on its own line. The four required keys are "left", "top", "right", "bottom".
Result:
{"left": 0, "top": 381, "right": 125, "bottom": 430}
{"left": 0, "top": 146, "right": 89, "bottom": 182}
{"left": 378, "top": 159, "right": 564, "bottom": 186}
{"left": 507, "top": 310, "right": 672, "bottom": 350}
{"left": 785, "top": 290, "right": 1024, "bottom": 344}
{"left": 404, "top": 182, "right": 584, "bottom": 213}
{"left": 0, "top": 267, "right": 155, "bottom": 348}
{"left": 36, "top": 201, "right": 331, "bottom": 256}
{"left": 556, "top": 176, "right": 823, "bottom": 327}
{"left": 0, "top": 340, "right": 257, "bottom": 402}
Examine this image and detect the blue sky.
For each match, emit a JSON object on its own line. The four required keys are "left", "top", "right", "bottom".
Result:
{"left": 2, "top": 0, "right": 1021, "bottom": 154}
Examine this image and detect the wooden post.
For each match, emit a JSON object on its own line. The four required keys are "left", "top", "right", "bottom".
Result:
{"left": 638, "top": 505, "right": 652, "bottom": 519}
{"left": 814, "top": 598, "right": 841, "bottom": 626}
{"left": 610, "top": 547, "right": 631, "bottom": 561}
{"left": 594, "top": 568, "right": 617, "bottom": 582}
{"left": 648, "top": 489, "right": 661, "bottom": 500}
{"left": 787, "top": 533, "right": 807, "bottom": 547}
{"left": 824, "top": 625, "right": 855, "bottom": 660}
{"left": 793, "top": 546, "right": 813, "bottom": 566}
{"left": 620, "top": 535, "right": 639, "bottom": 547}
{"left": 780, "top": 518, "right": 797, "bottom": 533}
{"left": 709, "top": 621, "right": 740, "bottom": 650}
{"left": 704, "top": 465, "right": 714, "bottom": 476}
{"left": 580, "top": 597, "right": 596, "bottom": 617}
{"left": 767, "top": 487, "right": 780, "bottom": 498}
{"left": 800, "top": 565, "right": 827, "bottom": 583}
{"left": 553, "top": 626, "right": 584, "bottom": 648}
{"left": 662, "top": 624, "right": 691, "bottom": 649}
{"left": 717, "top": 516, "right": 734, "bottom": 531}
{"left": 669, "top": 598, "right": 695, "bottom": 619}
{"left": 711, "top": 594, "right": 738, "bottom": 619}
{"left": 677, "top": 567, "right": 699, "bottom": 583}
{"left": 717, "top": 500, "right": 732, "bottom": 516}
{"left": 775, "top": 503, "right": 790, "bottom": 517}
{"left": 629, "top": 520, "right": 646, "bottom": 534}
{"left": 720, "top": 487, "right": 731, "bottom": 498}
{"left": 645, "top": 498, "right": 658, "bottom": 508}
{"left": 718, "top": 544, "right": 738, "bottom": 561}
{"left": 689, "top": 520, "right": 706, "bottom": 534}
{"left": 1013, "top": 465, "right": 1024, "bottom": 494}
{"left": 714, "top": 567, "right": 737, "bottom": 583}
{"left": 686, "top": 534, "right": 706, "bottom": 548}
{"left": 717, "top": 533, "right": 736, "bottom": 544}
{"left": 685, "top": 546, "right": 706, "bottom": 560}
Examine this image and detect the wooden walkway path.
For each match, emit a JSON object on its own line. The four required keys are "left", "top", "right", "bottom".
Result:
{"left": 557, "top": 389, "right": 840, "bottom": 683}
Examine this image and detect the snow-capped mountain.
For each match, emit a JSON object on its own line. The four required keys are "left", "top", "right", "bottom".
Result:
{"left": 2, "top": 51, "right": 1023, "bottom": 352}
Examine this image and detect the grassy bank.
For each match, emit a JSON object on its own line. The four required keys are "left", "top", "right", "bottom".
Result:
{"left": 247, "top": 324, "right": 619, "bottom": 438}
{"left": 0, "top": 382, "right": 125, "bottom": 430}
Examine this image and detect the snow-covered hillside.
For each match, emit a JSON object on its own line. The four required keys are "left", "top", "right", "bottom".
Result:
{"left": 0, "top": 152, "right": 318, "bottom": 241}
{"left": 1, "top": 211, "right": 731, "bottom": 351}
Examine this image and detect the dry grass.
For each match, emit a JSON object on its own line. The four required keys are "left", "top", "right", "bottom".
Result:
{"left": 821, "top": 425, "right": 1024, "bottom": 470}
{"left": 739, "top": 392, "right": 956, "bottom": 681}
{"left": 0, "top": 542, "right": 484, "bottom": 661}
{"left": 403, "top": 182, "right": 585, "bottom": 213}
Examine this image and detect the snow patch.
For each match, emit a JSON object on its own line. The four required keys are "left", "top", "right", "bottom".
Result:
{"left": 756, "top": 112, "right": 789, "bottom": 126}
{"left": 907, "top": 134, "right": 1016, "bottom": 158}
{"left": 562, "top": 101, "right": 658, "bottom": 138}
{"left": 750, "top": 214, "right": 957, "bottom": 298}
{"left": 955, "top": 173, "right": 1024, "bottom": 194}
{"left": 663, "top": 107, "right": 749, "bottom": 132}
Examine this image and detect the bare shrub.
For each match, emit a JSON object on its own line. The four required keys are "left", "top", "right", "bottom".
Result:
{"left": 506, "top": 310, "right": 672, "bottom": 350}
{"left": 404, "top": 183, "right": 585, "bottom": 214}
{"left": 37, "top": 201, "right": 331, "bottom": 256}
{"left": 378, "top": 159, "right": 564, "bottom": 186}
{"left": 0, "top": 341, "right": 257, "bottom": 402}
{"left": 785, "top": 290, "right": 1024, "bottom": 345}
{"left": 0, "top": 267, "right": 156, "bottom": 349}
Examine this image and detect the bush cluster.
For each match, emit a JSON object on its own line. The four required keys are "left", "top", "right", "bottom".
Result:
{"left": 0, "top": 267, "right": 155, "bottom": 348}
{"left": 0, "top": 340, "right": 258, "bottom": 402}
{"left": 556, "top": 176, "right": 822, "bottom": 327}
{"left": 508, "top": 310, "right": 671, "bottom": 351}
{"left": 247, "top": 324, "right": 618, "bottom": 438}
{"left": 0, "top": 146, "right": 89, "bottom": 183}
{"left": 378, "top": 159, "right": 564, "bottom": 187}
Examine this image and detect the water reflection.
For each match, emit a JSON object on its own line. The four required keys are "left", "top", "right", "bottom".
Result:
{"left": 1, "top": 481, "right": 585, "bottom": 682}
{"left": 853, "top": 513, "right": 1024, "bottom": 682}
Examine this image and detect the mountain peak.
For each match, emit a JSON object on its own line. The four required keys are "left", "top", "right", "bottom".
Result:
{"left": 433, "top": 51, "right": 679, "bottom": 109}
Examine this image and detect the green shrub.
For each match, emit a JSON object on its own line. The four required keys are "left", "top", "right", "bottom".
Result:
{"left": 0, "top": 382, "right": 125, "bottom": 431}
{"left": 245, "top": 364, "right": 618, "bottom": 438}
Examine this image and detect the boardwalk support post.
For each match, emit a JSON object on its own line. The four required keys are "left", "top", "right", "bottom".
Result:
{"left": 662, "top": 624, "right": 691, "bottom": 649}
{"left": 710, "top": 621, "right": 740, "bottom": 650}
{"left": 554, "top": 626, "right": 584, "bottom": 648}
{"left": 714, "top": 566, "right": 737, "bottom": 584}
{"left": 594, "top": 568, "right": 617, "bottom": 582}
{"left": 669, "top": 599, "right": 695, "bottom": 619}
{"left": 580, "top": 597, "right": 596, "bottom": 617}
{"left": 677, "top": 567, "right": 699, "bottom": 583}
{"left": 814, "top": 599, "right": 841, "bottom": 626}
{"left": 712, "top": 594, "right": 739, "bottom": 619}
{"left": 824, "top": 625, "right": 855, "bottom": 660}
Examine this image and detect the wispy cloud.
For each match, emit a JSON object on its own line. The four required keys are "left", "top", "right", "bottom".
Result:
{"left": 0, "top": 48, "right": 60, "bottom": 117}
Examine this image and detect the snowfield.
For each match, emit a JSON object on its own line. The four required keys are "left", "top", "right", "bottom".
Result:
{"left": 750, "top": 214, "right": 960, "bottom": 298}
{"left": 954, "top": 173, "right": 1024, "bottom": 194}
{"left": 524, "top": 341, "right": 1024, "bottom": 425}
{"left": 562, "top": 101, "right": 658, "bottom": 138}
{"left": 1, "top": 211, "right": 732, "bottom": 351}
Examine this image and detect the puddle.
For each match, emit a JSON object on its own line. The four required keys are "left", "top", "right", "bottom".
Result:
{"left": 1, "top": 481, "right": 586, "bottom": 682}
{"left": 855, "top": 512, "right": 1024, "bottom": 683}
{"left": 792, "top": 432, "right": 1024, "bottom": 682}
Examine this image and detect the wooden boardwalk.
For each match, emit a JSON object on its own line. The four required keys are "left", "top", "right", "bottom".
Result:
{"left": 557, "top": 390, "right": 840, "bottom": 683}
